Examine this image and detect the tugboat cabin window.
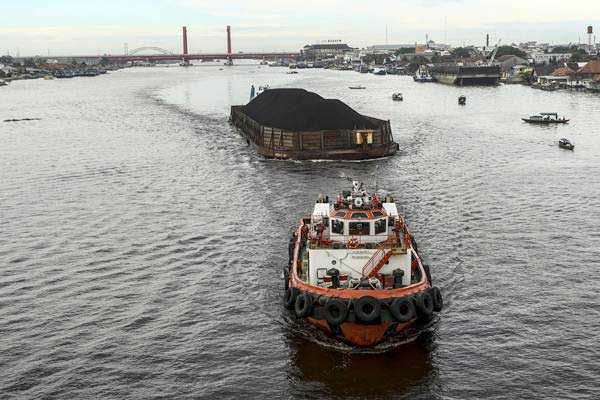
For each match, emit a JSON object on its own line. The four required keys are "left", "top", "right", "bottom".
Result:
{"left": 351, "top": 212, "right": 369, "bottom": 219}
{"left": 335, "top": 211, "right": 347, "bottom": 218}
{"left": 373, "top": 211, "right": 384, "bottom": 217}
{"left": 375, "top": 218, "right": 387, "bottom": 234}
{"left": 331, "top": 219, "right": 344, "bottom": 234}
{"left": 349, "top": 222, "right": 370, "bottom": 235}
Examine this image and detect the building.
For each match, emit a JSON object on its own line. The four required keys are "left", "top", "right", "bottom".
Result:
{"left": 530, "top": 52, "right": 572, "bottom": 64}
{"left": 575, "top": 60, "right": 600, "bottom": 79}
{"left": 496, "top": 55, "right": 529, "bottom": 73}
{"left": 366, "top": 44, "right": 415, "bottom": 54}
{"left": 302, "top": 43, "right": 355, "bottom": 60}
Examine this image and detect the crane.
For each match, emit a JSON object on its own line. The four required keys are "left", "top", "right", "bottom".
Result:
{"left": 488, "top": 39, "right": 502, "bottom": 64}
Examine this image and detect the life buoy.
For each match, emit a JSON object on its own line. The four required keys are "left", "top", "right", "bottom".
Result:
{"left": 414, "top": 291, "right": 433, "bottom": 318}
{"left": 354, "top": 197, "right": 364, "bottom": 208}
{"left": 354, "top": 296, "right": 381, "bottom": 323}
{"left": 390, "top": 296, "right": 416, "bottom": 322}
{"left": 324, "top": 298, "right": 348, "bottom": 325}
{"left": 347, "top": 238, "right": 360, "bottom": 249}
{"left": 284, "top": 287, "right": 299, "bottom": 310}
{"left": 294, "top": 292, "right": 313, "bottom": 318}
{"left": 429, "top": 287, "right": 443, "bottom": 312}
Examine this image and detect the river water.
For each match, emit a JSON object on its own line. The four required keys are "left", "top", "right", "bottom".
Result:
{"left": 1, "top": 65, "right": 599, "bottom": 399}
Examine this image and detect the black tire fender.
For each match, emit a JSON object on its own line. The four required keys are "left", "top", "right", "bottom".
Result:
{"left": 390, "top": 296, "right": 417, "bottom": 322}
{"left": 354, "top": 296, "right": 381, "bottom": 323}
{"left": 294, "top": 292, "right": 313, "bottom": 318}
{"left": 284, "top": 287, "right": 299, "bottom": 310}
{"left": 429, "top": 286, "right": 443, "bottom": 312}
{"left": 283, "top": 267, "right": 289, "bottom": 291}
{"left": 414, "top": 291, "right": 434, "bottom": 317}
{"left": 324, "top": 298, "right": 348, "bottom": 325}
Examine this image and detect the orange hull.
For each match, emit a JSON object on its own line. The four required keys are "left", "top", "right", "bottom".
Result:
{"left": 308, "top": 317, "right": 416, "bottom": 347}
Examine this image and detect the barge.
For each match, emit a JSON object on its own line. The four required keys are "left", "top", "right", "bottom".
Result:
{"left": 284, "top": 181, "right": 442, "bottom": 347}
{"left": 230, "top": 89, "right": 398, "bottom": 160}
{"left": 429, "top": 64, "right": 501, "bottom": 86}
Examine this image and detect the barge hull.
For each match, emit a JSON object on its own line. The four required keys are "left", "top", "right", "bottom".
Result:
{"left": 230, "top": 106, "right": 398, "bottom": 160}
{"left": 430, "top": 65, "right": 501, "bottom": 86}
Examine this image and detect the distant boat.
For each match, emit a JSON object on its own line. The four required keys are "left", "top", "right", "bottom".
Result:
{"left": 413, "top": 67, "right": 436, "bottom": 82}
{"left": 372, "top": 67, "right": 386, "bottom": 75}
{"left": 458, "top": 95, "right": 466, "bottom": 105}
{"left": 349, "top": 85, "right": 366, "bottom": 89}
{"left": 558, "top": 138, "right": 575, "bottom": 150}
{"left": 287, "top": 71, "right": 298, "bottom": 74}
{"left": 392, "top": 93, "right": 403, "bottom": 101}
{"left": 0, "top": 79, "right": 7, "bottom": 86}
{"left": 522, "top": 113, "right": 569, "bottom": 124}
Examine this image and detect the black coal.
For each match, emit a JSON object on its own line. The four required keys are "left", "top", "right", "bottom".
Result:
{"left": 241, "top": 88, "right": 380, "bottom": 131}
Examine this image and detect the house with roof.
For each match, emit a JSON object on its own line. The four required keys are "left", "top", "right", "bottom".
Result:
{"left": 587, "top": 74, "right": 600, "bottom": 92}
{"left": 496, "top": 55, "right": 529, "bottom": 73}
{"left": 575, "top": 60, "right": 600, "bottom": 79}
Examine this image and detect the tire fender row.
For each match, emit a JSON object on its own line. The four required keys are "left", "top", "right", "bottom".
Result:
{"left": 284, "top": 286, "right": 443, "bottom": 325}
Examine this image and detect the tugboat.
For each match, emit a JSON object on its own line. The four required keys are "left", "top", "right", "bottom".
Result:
{"left": 284, "top": 181, "right": 442, "bottom": 348}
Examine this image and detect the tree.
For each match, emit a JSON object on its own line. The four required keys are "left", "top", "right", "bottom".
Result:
{"left": 0, "top": 55, "right": 13, "bottom": 65}
{"left": 494, "top": 46, "right": 528, "bottom": 59}
{"left": 430, "top": 53, "right": 442, "bottom": 64}
{"left": 451, "top": 47, "right": 471, "bottom": 59}
{"left": 23, "top": 58, "right": 36, "bottom": 68}
{"left": 569, "top": 49, "right": 588, "bottom": 62}
{"left": 99, "top": 56, "right": 110, "bottom": 66}
{"left": 394, "top": 47, "right": 416, "bottom": 56}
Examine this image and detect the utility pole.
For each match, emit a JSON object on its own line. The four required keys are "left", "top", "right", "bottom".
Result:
{"left": 385, "top": 24, "right": 388, "bottom": 45}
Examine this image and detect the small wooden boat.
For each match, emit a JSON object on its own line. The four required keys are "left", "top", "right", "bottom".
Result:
{"left": 0, "top": 79, "right": 8, "bottom": 86}
{"left": 349, "top": 85, "right": 366, "bottom": 89}
{"left": 458, "top": 95, "right": 466, "bottom": 105}
{"left": 392, "top": 93, "right": 403, "bottom": 101}
{"left": 558, "top": 138, "right": 574, "bottom": 150}
{"left": 522, "top": 113, "right": 569, "bottom": 124}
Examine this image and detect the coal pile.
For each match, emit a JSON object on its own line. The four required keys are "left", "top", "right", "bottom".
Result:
{"left": 241, "top": 89, "right": 380, "bottom": 131}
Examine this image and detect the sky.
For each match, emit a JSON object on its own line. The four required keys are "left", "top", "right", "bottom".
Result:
{"left": 1, "top": 0, "right": 599, "bottom": 56}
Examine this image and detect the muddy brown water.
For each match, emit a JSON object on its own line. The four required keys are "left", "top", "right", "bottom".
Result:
{"left": 1, "top": 65, "right": 599, "bottom": 399}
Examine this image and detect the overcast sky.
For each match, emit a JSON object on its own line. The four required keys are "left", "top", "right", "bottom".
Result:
{"left": 2, "top": 0, "right": 599, "bottom": 56}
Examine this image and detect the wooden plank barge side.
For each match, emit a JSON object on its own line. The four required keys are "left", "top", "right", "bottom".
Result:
{"left": 229, "top": 106, "right": 399, "bottom": 160}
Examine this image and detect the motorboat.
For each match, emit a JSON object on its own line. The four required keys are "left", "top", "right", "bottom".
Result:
{"left": 348, "top": 85, "right": 366, "bottom": 89}
{"left": 558, "top": 138, "right": 575, "bottom": 150}
{"left": 458, "top": 95, "right": 466, "bottom": 105}
{"left": 522, "top": 113, "right": 569, "bottom": 124}
{"left": 284, "top": 181, "right": 442, "bottom": 348}
{"left": 392, "top": 93, "right": 403, "bottom": 101}
{"left": 0, "top": 79, "right": 8, "bottom": 86}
